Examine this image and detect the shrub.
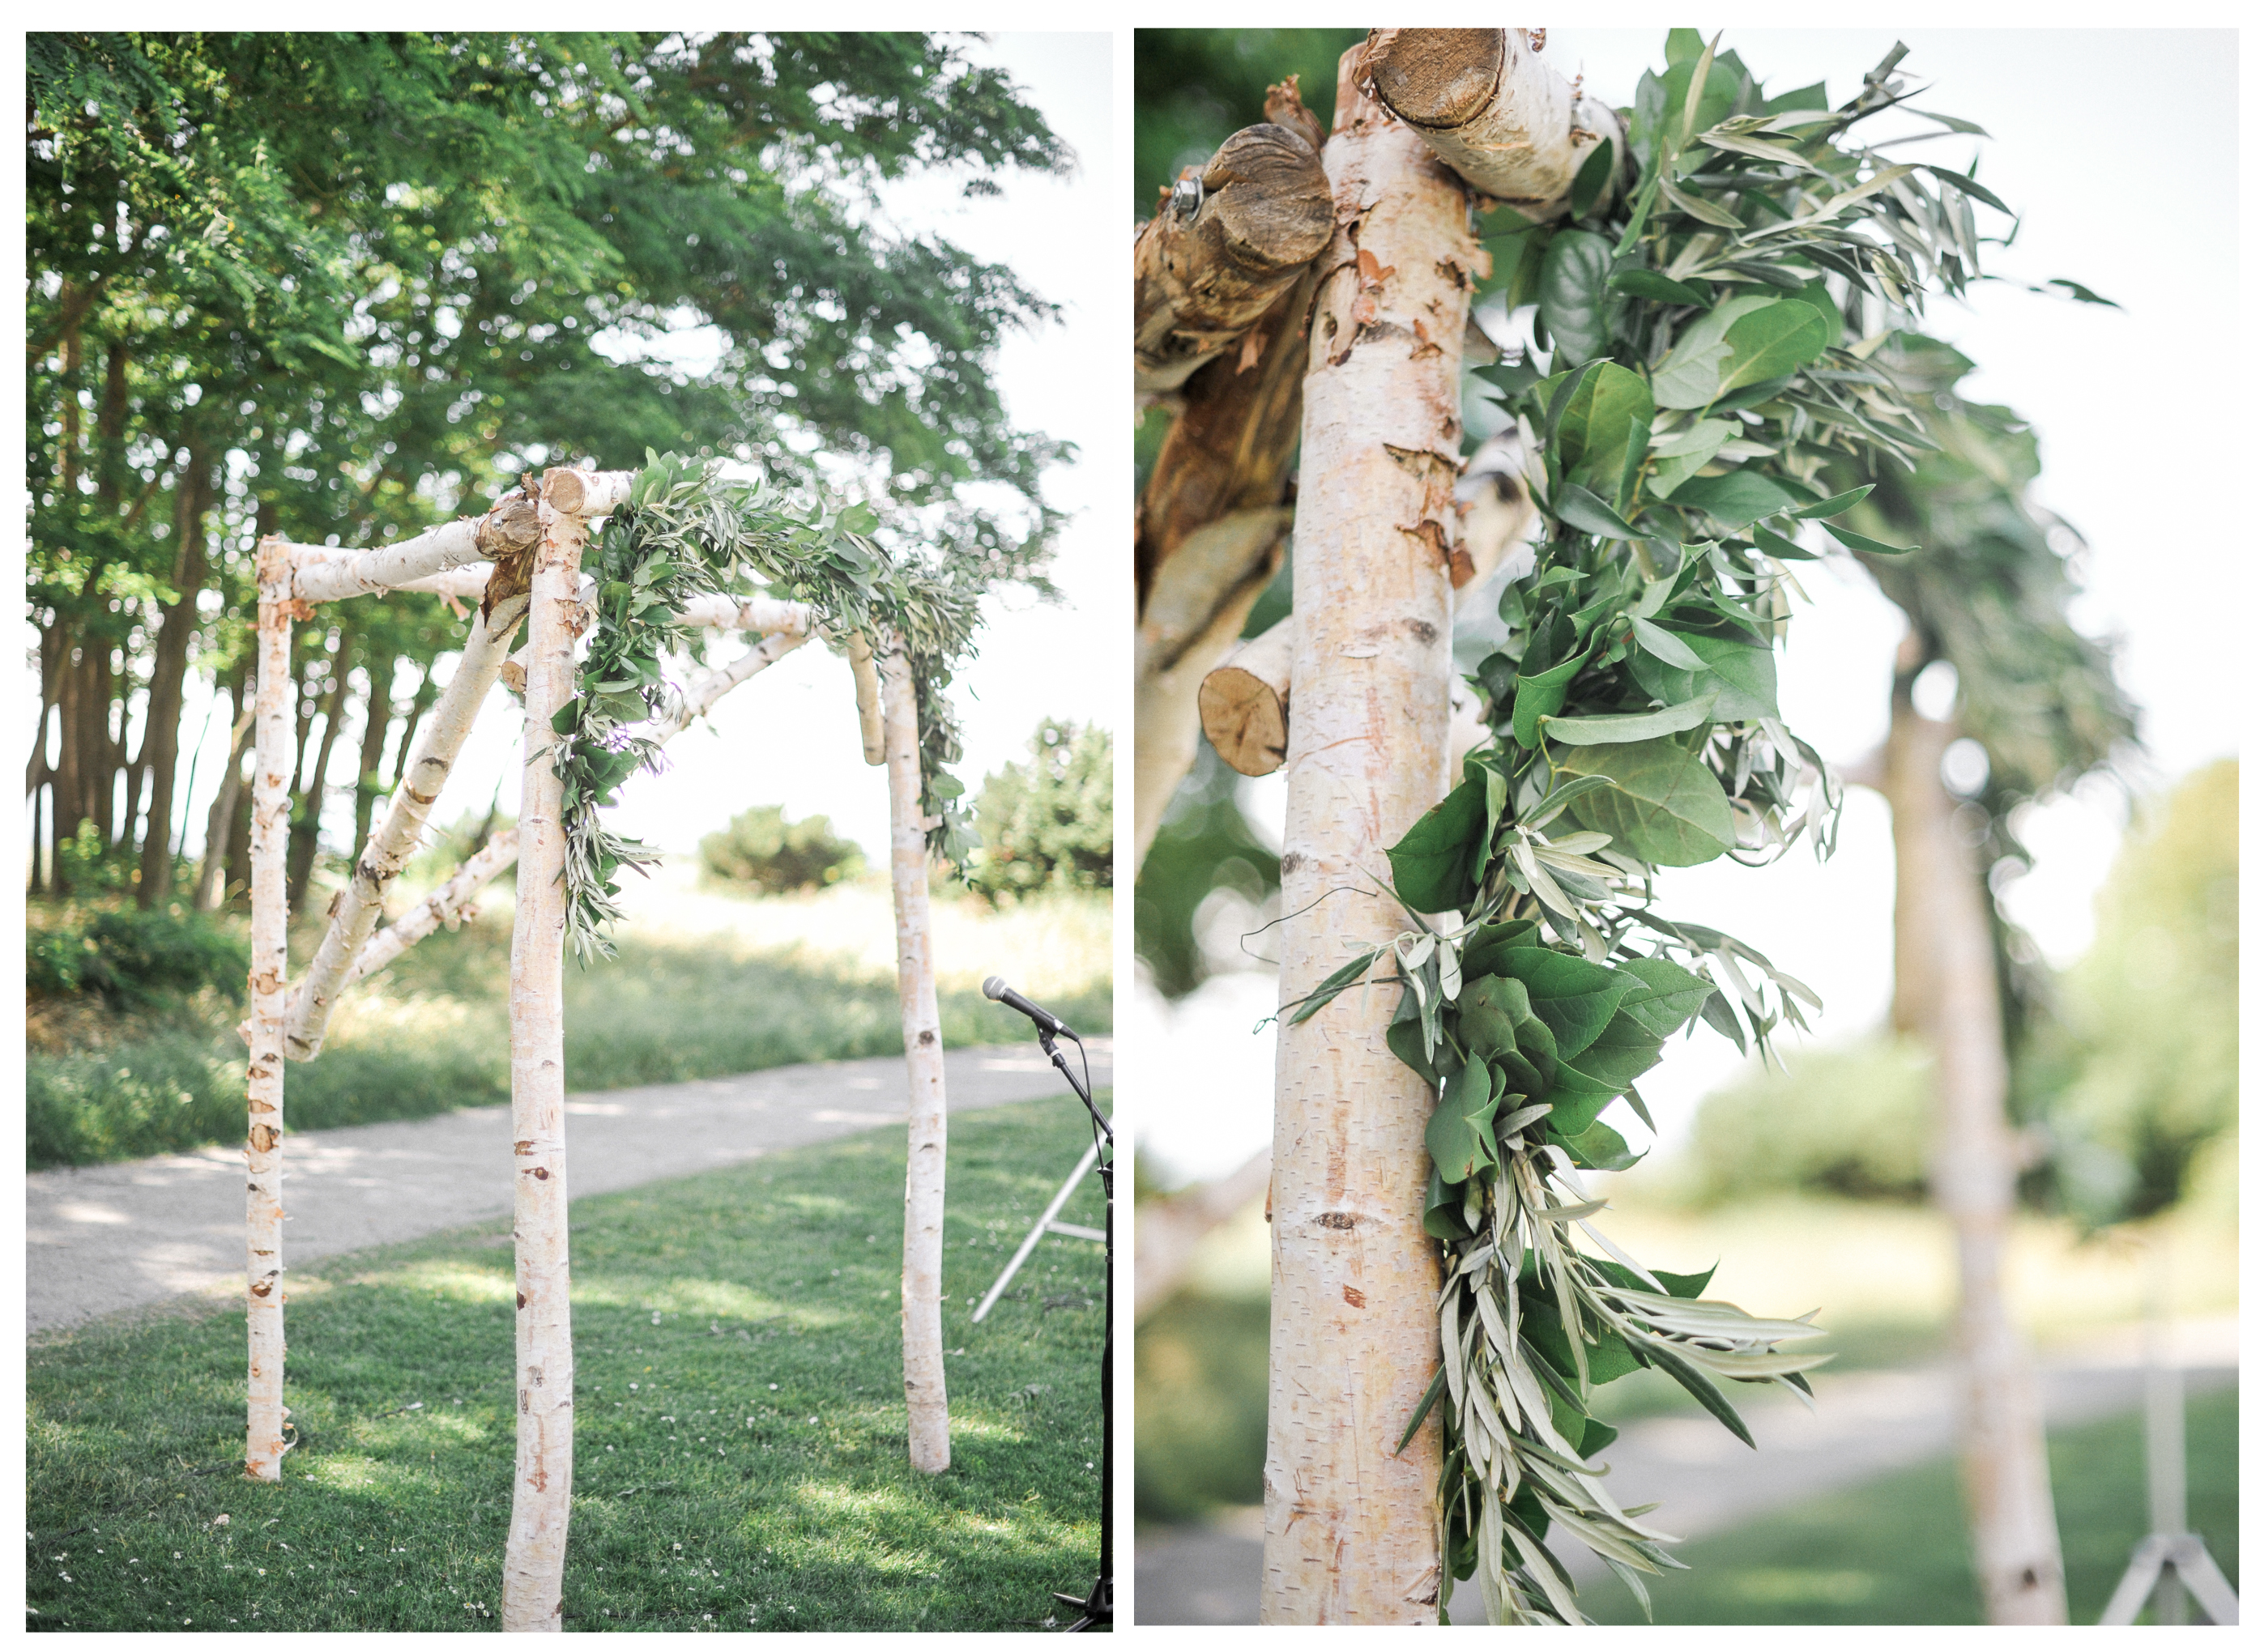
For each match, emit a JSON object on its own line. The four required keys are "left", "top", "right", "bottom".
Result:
{"left": 26, "top": 903, "right": 249, "bottom": 1011}
{"left": 698, "top": 805, "right": 865, "bottom": 894}
{"left": 1681, "top": 1038, "right": 1934, "bottom": 1205}
{"left": 966, "top": 720, "right": 1112, "bottom": 901}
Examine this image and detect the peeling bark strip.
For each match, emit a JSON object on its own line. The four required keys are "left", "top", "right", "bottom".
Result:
{"left": 1134, "top": 122, "right": 1333, "bottom": 394}
{"left": 1884, "top": 688, "right": 2069, "bottom": 1624}
{"left": 284, "top": 593, "right": 529, "bottom": 1061}
{"left": 1200, "top": 614, "right": 1294, "bottom": 778}
{"left": 1364, "top": 28, "right": 1627, "bottom": 217}
{"left": 244, "top": 538, "right": 295, "bottom": 1484}
{"left": 881, "top": 644, "right": 951, "bottom": 1473}
{"left": 1260, "top": 51, "right": 1479, "bottom": 1626}
{"left": 501, "top": 470, "right": 594, "bottom": 1633}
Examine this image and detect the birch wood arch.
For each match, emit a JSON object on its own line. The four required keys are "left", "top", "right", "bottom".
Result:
{"left": 241, "top": 458, "right": 974, "bottom": 1630}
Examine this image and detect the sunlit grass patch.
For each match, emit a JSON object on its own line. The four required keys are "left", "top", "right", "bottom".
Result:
{"left": 28, "top": 1096, "right": 1107, "bottom": 1631}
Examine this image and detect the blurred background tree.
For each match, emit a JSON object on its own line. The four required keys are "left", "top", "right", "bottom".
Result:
{"left": 966, "top": 718, "right": 1112, "bottom": 901}
{"left": 698, "top": 805, "right": 866, "bottom": 895}
{"left": 28, "top": 30, "right": 1068, "bottom": 912}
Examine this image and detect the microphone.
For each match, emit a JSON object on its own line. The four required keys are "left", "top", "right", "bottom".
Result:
{"left": 983, "top": 976, "right": 1078, "bottom": 1041}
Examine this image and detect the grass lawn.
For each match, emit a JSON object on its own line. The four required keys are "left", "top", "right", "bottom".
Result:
{"left": 28, "top": 883, "right": 1111, "bottom": 1169}
{"left": 1582, "top": 1382, "right": 2240, "bottom": 1625}
{"left": 27, "top": 1096, "right": 1111, "bottom": 1632}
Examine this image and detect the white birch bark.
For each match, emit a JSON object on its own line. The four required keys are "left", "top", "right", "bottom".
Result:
{"left": 673, "top": 593, "right": 812, "bottom": 635}
{"left": 284, "top": 595, "right": 529, "bottom": 1059}
{"left": 1260, "top": 51, "right": 1478, "bottom": 1625}
{"left": 881, "top": 642, "right": 951, "bottom": 1473}
{"left": 244, "top": 538, "right": 296, "bottom": 1482}
{"left": 339, "top": 830, "right": 522, "bottom": 991}
{"left": 1364, "top": 28, "right": 1626, "bottom": 217}
{"left": 847, "top": 632, "right": 888, "bottom": 766}
{"left": 1884, "top": 689, "right": 2068, "bottom": 1624}
{"left": 281, "top": 471, "right": 629, "bottom": 604}
{"left": 500, "top": 471, "right": 592, "bottom": 1633}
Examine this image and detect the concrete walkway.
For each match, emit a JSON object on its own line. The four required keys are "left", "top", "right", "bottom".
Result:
{"left": 1133, "top": 1314, "right": 2237, "bottom": 1624}
{"left": 27, "top": 1039, "right": 1111, "bottom": 1338}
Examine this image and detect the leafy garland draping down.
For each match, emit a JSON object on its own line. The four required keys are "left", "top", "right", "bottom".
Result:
{"left": 1294, "top": 34, "right": 2025, "bottom": 1624}
{"left": 550, "top": 449, "right": 996, "bottom": 956}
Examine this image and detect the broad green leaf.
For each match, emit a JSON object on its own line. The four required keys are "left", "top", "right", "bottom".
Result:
{"left": 1459, "top": 973, "right": 1556, "bottom": 1092}
{"left": 1669, "top": 469, "right": 1802, "bottom": 529}
{"left": 1538, "top": 230, "right": 1615, "bottom": 366}
{"left": 1511, "top": 647, "right": 1590, "bottom": 750}
{"left": 1648, "top": 294, "right": 1774, "bottom": 410}
{"left": 1716, "top": 300, "right": 1830, "bottom": 395}
{"left": 1523, "top": 774, "right": 1619, "bottom": 832}
{"left": 1554, "top": 483, "right": 1641, "bottom": 541}
{"left": 1422, "top": 1167, "right": 1472, "bottom": 1242}
{"left": 1628, "top": 615, "right": 1708, "bottom": 671}
{"left": 1609, "top": 268, "right": 1709, "bottom": 307}
{"left": 1569, "top": 134, "right": 1618, "bottom": 220}
{"left": 1645, "top": 418, "right": 1733, "bottom": 500}
{"left": 1826, "top": 521, "right": 1918, "bottom": 556}
{"left": 1625, "top": 627, "right": 1778, "bottom": 721}
{"left": 1568, "top": 1012, "right": 1667, "bottom": 1092}
{"left": 1557, "top": 1117, "right": 1643, "bottom": 1173}
{"left": 1789, "top": 484, "right": 1874, "bottom": 520}
{"left": 1654, "top": 1262, "right": 1720, "bottom": 1299}
{"left": 1460, "top": 918, "right": 1541, "bottom": 981}
{"left": 1613, "top": 955, "right": 1716, "bottom": 1039}
{"left": 1386, "top": 777, "right": 1487, "bottom": 913}
{"left": 1556, "top": 737, "right": 1737, "bottom": 866}
{"left": 1541, "top": 693, "right": 1716, "bottom": 747}
{"left": 1538, "top": 1060, "right": 1623, "bottom": 1135}
{"left": 1426, "top": 1054, "right": 1500, "bottom": 1184}
{"left": 1555, "top": 361, "right": 1653, "bottom": 509}
{"left": 1386, "top": 991, "right": 1441, "bottom": 1088}
{"left": 1490, "top": 947, "right": 1635, "bottom": 1062}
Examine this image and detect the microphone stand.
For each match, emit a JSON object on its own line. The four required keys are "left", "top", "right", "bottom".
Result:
{"left": 1036, "top": 1025, "right": 1111, "bottom": 1632}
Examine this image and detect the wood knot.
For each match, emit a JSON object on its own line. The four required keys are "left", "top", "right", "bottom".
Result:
{"left": 1316, "top": 1211, "right": 1358, "bottom": 1229}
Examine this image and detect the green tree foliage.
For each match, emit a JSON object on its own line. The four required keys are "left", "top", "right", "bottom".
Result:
{"left": 698, "top": 805, "right": 865, "bottom": 896}
{"left": 28, "top": 32, "right": 1068, "bottom": 901}
{"left": 966, "top": 720, "right": 1112, "bottom": 902}
{"left": 2025, "top": 761, "right": 2237, "bottom": 1225}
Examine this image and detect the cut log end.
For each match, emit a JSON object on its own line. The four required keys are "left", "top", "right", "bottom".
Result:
{"left": 1200, "top": 666, "right": 1289, "bottom": 777}
{"left": 1366, "top": 28, "right": 1507, "bottom": 130}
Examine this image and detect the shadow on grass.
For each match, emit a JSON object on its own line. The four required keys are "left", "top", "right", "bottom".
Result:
{"left": 27, "top": 1099, "right": 1109, "bottom": 1632}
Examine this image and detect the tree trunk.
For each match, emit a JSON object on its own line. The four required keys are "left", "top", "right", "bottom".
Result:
{"left": 881, "top": 642, "right": 951, "bottom": 1474}
{"left": 137, "top": 451, "right": 212, "bottom": 906}
{"left": 1260, "top": 50, "right": 1478, "bottom": 1625}
{"left": 1882, "top": 675, "right": 2068, "bottom": 1624}
{"left": 500, "top": 470, "right": 600, "bottom": 1633}
{"left": 244, "top": 538, "right": 296, "bottom": 1482}
{"left": 288, "top": 625, "right": 356, "bottom": 915}
{"left": 195, "top": 692, "right": 253, "bottom": 912}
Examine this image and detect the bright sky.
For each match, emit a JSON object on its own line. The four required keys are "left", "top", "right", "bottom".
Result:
{"left": 151, "top": 32, "right": 1119, "bottom": 869}
{"left": 1137, "top": 28, "right": 2242, "bottom": 1189}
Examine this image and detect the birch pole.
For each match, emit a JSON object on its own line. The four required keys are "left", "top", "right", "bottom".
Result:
{"left": 500, "top": 470, "right": 601, "bottom": 1632}
{"left": 244, "top": 537, "right": 296, "bottom": 1481}
{"left": 1882, "top": 678, "right": 2068, "bottom": 1624}
{"left": 880, "top": 641, "right": 951, "bottom": 1473}
{"left": 1260, "top": 50, "right": 1479, "bottom": 1624}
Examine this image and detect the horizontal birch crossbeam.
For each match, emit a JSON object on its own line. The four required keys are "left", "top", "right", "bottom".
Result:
{"left": 1362, "top": 28, "right": 1627, "bottom": 215}
{"left": 271, "top": 470, "right": 637, "bottom": 605}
